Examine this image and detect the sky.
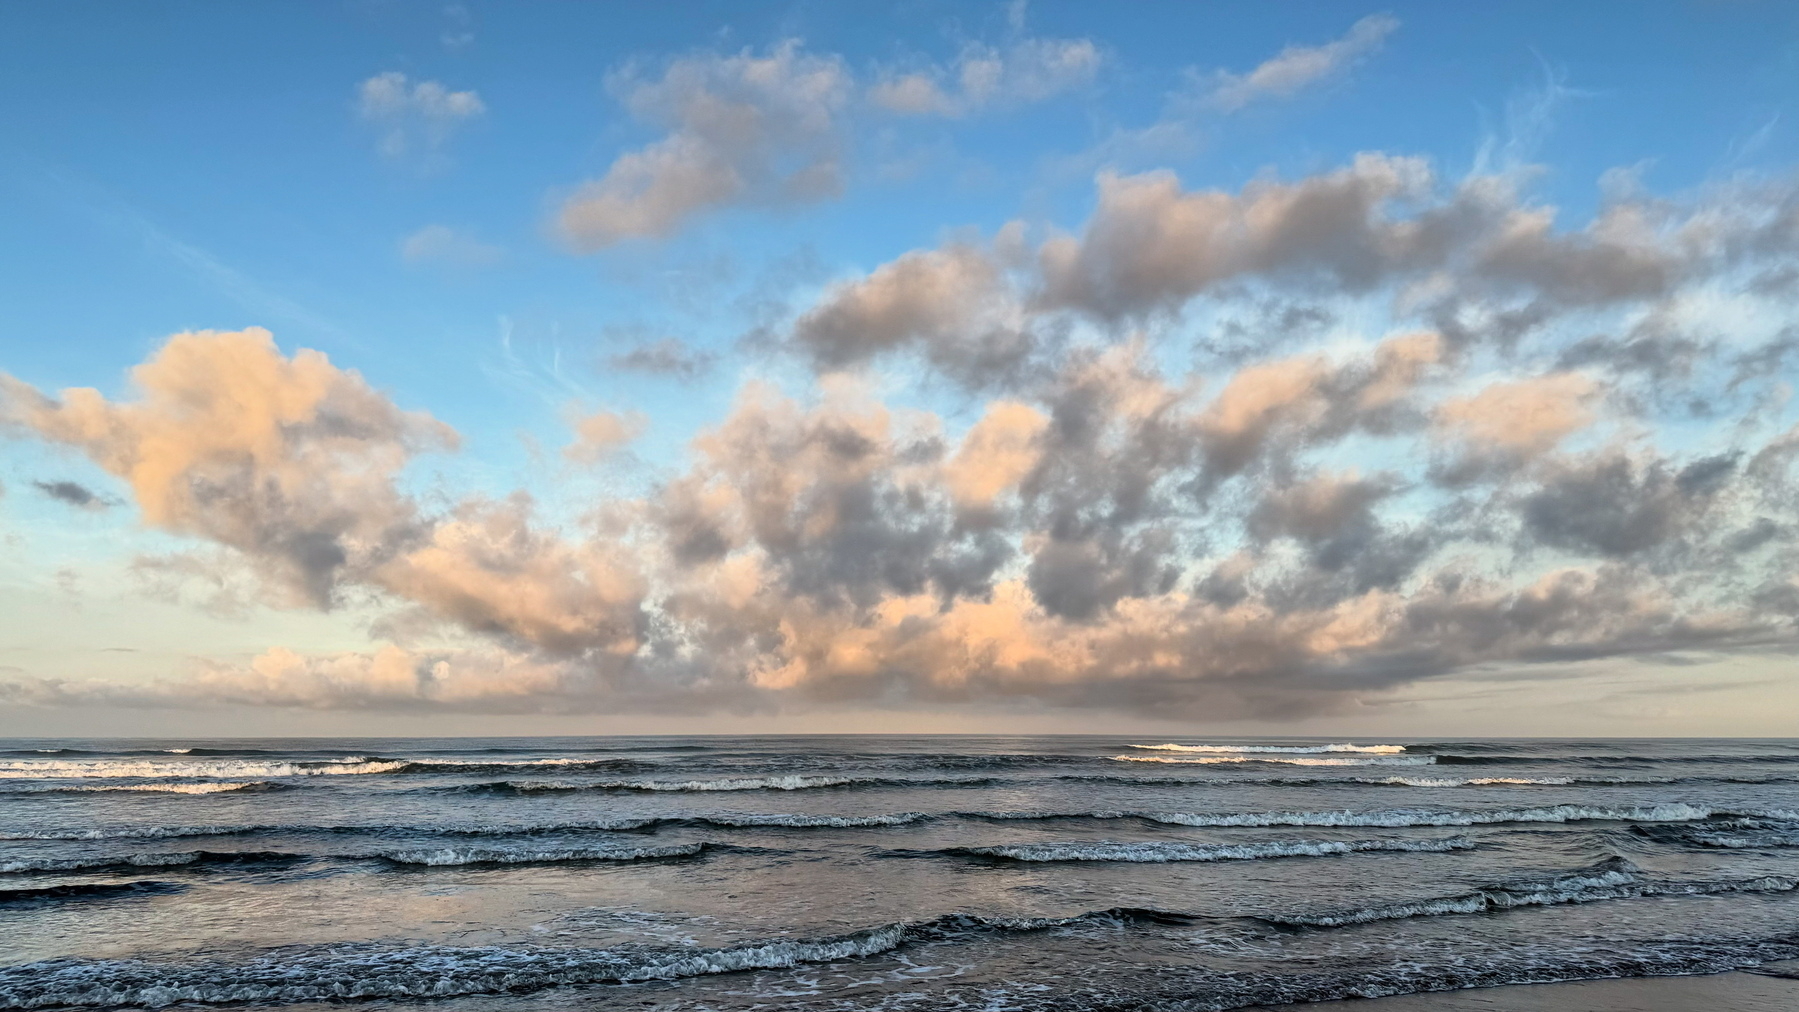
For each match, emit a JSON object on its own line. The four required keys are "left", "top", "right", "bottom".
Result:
{"left": 2, "top": 0, "right": 1798, "bottom": 737}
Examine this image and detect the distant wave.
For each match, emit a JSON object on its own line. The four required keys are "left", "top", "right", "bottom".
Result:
{"left": 440, "top": 775, "right": 1003, "bottom": 795}
{"left": 0, "top": 758, "right": 406, "bottom": 780}
{"left": 1268, "top": 857, "right": 1799, "bottom": 927}
{"left": 8, "top": 803, "right": 1781, "bottom": 842}
{"left": 1126, "top": 743, "right": 1407, "bottom": 754}
{"left": 1111, "top": 754, "right": 1435, "bottom": 767}
{"left": 929, "top": 836, "right": 1473, "bottom": 864}
{"left": 13, "top": 781, "right": 280, "bottom": 796}
{"left": 0, "top": 811, "right": 932, "bottom": 841}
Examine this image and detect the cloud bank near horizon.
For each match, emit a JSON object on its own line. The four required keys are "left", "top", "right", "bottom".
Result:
{"left": 6, "top": 145, "right": 1799, "bottom": 720}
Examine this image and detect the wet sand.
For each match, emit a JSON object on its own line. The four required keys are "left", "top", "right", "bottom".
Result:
{"left": 1255, "top": 962, "right": 1799, "bottom": 1011}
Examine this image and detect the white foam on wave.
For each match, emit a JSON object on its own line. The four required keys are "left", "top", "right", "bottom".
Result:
{"left": 0, "top": 758, "right": 405, "bottom": 780}
{"left": 47, "top": 782, "right": 272, "bottom": 795}
{"left": 1143, "top": 803, "right": 1720, "bottom": 829}
{"left": 604, "top": 776, "right": 858, "bottom": 792}
{"left": 1375, "top": 776, "right": 1576, "bottom": 787}
{"left": 699, "top": 812, "right": 927, "bottom": 828}
{"left": 1275, "top": 860, "right": 1799, "bottom": 927}
{"left": 405, "top": 757, "right": 620, "bottom": 768}
{"left": 1127, "top": 743, "right": 1407, "bottom": 754}
{"left": 375, "top": 843, "right": 705, "bottom": 866}
{"left": 958, "top": 836, "right": 1472, "bottom": 863}
{"left": 1112, "top": 754, "right": 1434, "bottom": 766}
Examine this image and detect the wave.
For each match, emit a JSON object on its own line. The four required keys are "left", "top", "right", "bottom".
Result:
{"left": 0, "top": 758, "right": 407, "bottom": 780}
{"left": 12, "top": 781, "right": 281, "bottom": 796}
{"left": 1374, "top": 776, "right": 1577, "bottom": 787}
{"left": 396, "top": 757, "right": 653, "bottom": 773}
{"left": 0, "top": 907, "right": 1197, "bottom": 1009}
{"left": 1432, "top": 752, "right": 1799, "bottom": 766}
{"left": 0, "top": 881, "right": 182, "bottom": 905}
{"left": 490, "top": 775, "right": 865, "bottom": 793}
{"left": 373, "top": 843, "right": 708, "bottom": 866}
{"left": 1137, "top": 803, "right": 1728, "bottom": 828}
{"left": 1268, "top": 857, "right": 1799, "bottom": 927}
{"left": 1127, "top": 743, "right": 1407, "bottom": 754}
{"left": 9, "top": 803, "right": 1775, "bottom": 843}
{"left": 927, "top": 836, "right": 1473, "bottom": 864}
{"left": 1112, "top": 754, "right": 1435, "bottom": 767}
{"left": 0, "top": 810, "right": 933, "bottom": 841}
{"left": 0, "top": 851, "right": 305, "bottom": 875}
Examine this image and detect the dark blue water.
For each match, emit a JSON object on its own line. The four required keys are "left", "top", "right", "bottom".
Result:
{"left": 2, "top": 736, "right": 1798, "bottom": 1010}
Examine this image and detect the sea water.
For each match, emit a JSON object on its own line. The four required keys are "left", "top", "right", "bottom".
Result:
{"left": 2, "top": 736, "right": 1798, "bottom": 1010}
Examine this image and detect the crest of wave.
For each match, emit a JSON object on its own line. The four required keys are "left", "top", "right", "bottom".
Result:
{"left": 0, "top": 758, "right": 405, "bottom": 780}
{"left": 1127, "top": 743, "right": 1406, "bottom": 754}
{"left": 1112, "top": 754, "right": 1433, "bottom": 766}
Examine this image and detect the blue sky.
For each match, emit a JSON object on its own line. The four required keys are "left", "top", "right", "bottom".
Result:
{"left": 2, "top": 1, "right": 1798, "bottom": 736}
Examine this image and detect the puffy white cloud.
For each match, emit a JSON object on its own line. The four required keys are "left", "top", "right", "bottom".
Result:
{"left": 557, "top": 42, "right": 851, "bottom": 249}
{"left": 0, "top": 328, "right": 454, "bottom": 607}
{"left": 563, "top": 407, "right": 646, "bottom": 464}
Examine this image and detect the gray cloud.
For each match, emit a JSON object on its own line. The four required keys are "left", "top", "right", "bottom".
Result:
{"left": 33, "top": 479, "right": 109, "bottom": 509}
{"left": 557, "top": 42, "right": 851, "bottom": 250}
{"left": 607, "top": 338, "right": 717, "bottom": 379}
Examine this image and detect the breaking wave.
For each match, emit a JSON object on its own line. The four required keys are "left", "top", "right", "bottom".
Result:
{"left": 930, "top": 836, "right": 1473, "bottom": 863}
{"left": 0, "top": 907, "right": 1187, "bottom": 1009}
{"left": 16, "top": 781, "right": 280, "bottom": 795}
{"left": 373, "top": 843, "right": 708, "bottom": 866}
{"left": 1139, "top": 803, "right": 1727, "bottom": 828}
{"left": 1127, "top": 743, "right": 1408, "bottom": 754}
{"left": 1269, "top": 857, "right": 1799, "bottom": 927}
{"left": 1112, "top": 754, "right": 1435, "bottom": 767}
{"left": 0, "top": 758, "right": 406, "bottom": 780}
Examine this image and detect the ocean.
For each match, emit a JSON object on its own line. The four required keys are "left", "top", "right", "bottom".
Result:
{"left": 2, "top": 736, "right": 1797, "bottom": 1010}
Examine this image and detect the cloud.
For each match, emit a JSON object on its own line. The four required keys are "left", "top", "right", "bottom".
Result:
{"left": 606, "top": 338, "right": 716, "bottom": 379}
{"left": 7, "top": 152, "right": 1799, "bottom": 721}
{"left": 33, "top": 479, "right": 110, "bottom": 510}
{"left": 1444, "top": 369, "right": 1597, "bottom": 438}
{"left": 869, "top": 36, "right": 1101, "bottom": 118}
{"left": 1206, "top": 14, "right": 1398, "bottom": 112}
{"left": 399, "top": 225, "right": 502, "bottom": 267}
{"left": 563, "top": 406, "right": 646, "bottom": 464}
{"left": 557, "top": 42, "right": 851, "bottom": 250}
{"left": 791, "top": 243, "right": 1030, "bottom": 384}
{"left": 1, "top": 328, "right": 456, "bottom": 607}
{"left": 357, "top": 72, "right": 485, "bottom": 159}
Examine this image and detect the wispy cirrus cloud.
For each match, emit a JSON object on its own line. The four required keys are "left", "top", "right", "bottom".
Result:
{"left": 1205, "top": 14, "right": 1399, "bottom": 112}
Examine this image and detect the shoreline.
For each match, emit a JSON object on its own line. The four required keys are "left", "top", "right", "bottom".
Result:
{"left": 1252, "top": 962, "right": 1799, "bottom": 1011}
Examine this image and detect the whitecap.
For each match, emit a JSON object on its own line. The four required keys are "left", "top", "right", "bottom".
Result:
{"left": 1126, "top": 743, "right": 1407, "bottom": 754}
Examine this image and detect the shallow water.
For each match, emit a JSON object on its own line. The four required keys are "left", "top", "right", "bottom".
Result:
{"left": 1, "top": 735, "right": 1797, "bottom": 1010}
